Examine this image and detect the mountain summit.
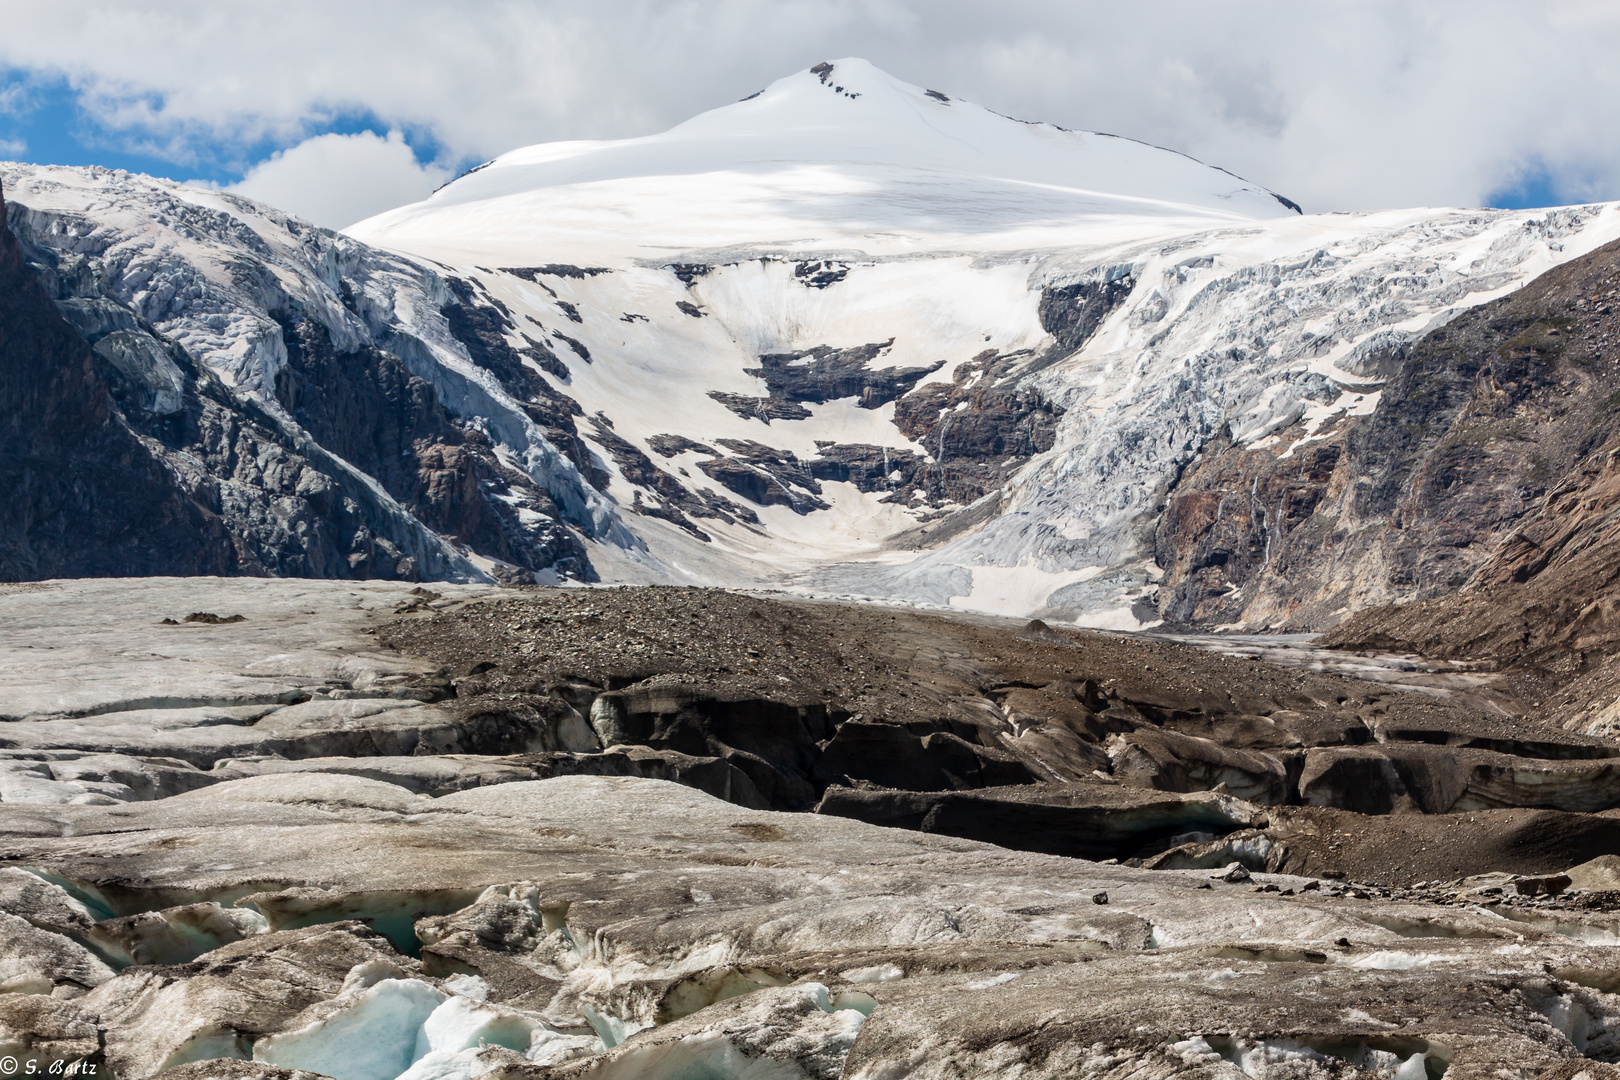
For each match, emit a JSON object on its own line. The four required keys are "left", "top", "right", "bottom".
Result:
{"left": 350, "top": 58, "right": 1301, "bottom": 263}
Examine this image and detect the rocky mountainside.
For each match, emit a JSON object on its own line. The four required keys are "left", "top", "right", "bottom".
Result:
{"left": 1139, "top": 229, "right": 1620, "bottom": 745}
{"left": 0, "top": 180, "right": 233, "bottom": 577}
{"left": 1155, "top": 234, "right": 1620, "bottom": 633}
{"left": 0, "top": 172, "right": 606, "bottom": 584}
{"left": 8, "top": 60, "right": 1620, "bottom": 623}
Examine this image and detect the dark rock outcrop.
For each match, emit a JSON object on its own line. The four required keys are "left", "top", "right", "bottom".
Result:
{"left": 1154, "top": 236, "right": 1620, "bottom": 637}
{"left": 706, "top": 391, "right": 812, "bottom": 423}
{"left": 1039, "top": 270, "right": 1137, "bottom": 354}
{"left": 273, "top": 311, "right": 584, "bottom": 578}
{"left": 749, "top": 339, "right": 937, "bottom": 408}
{"left": 0, "top": 179, "right": 236, "bottom": 580}
{"left": 709, "top": 340, "right": 940, "bottom": 426}
{"left": 696, "top": 440, "right": 830, "bottom": 514}
{"left": 889, "top": 348, "right": 1065, "bottom": 506}
{"left": 586, "top": 416, "right": 759, "bottom": 538}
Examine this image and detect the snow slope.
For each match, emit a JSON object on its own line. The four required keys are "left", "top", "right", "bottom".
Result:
{"left": 353, "top": 58, "right": 1299, "bottom": 266}
{"left": 344, "top": 60, "right": 1620, "bottom": 624}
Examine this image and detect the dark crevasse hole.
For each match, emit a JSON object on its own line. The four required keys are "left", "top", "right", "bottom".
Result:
{"left": 236, "top": 887, "right": 487, "bottom": 957}
{"left": 20, "top": 870, "right": 484, "bottom": 962}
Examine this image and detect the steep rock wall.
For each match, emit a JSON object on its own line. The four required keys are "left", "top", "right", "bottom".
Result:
{"left": 1155, "top": 235, "right": 1620, "bottom": 633}
{"left": 0, "top": 179, "right": 236, "bottom": 579}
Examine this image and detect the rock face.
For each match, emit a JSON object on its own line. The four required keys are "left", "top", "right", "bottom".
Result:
{"left": 1, "top": 169, "right": 612, "bottom": 585}
{"left": 1138, "top": 233, "right": 1620, "bottom": 749}
{"left": 1154, "top": 235, "right": 1620, "bottom": 634}
{"left": 7, "top": 578, "right": 1620, "bottom": 1078}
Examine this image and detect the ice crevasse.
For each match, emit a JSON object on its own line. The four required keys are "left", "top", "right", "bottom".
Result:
{"left": 250, "top": 969, "right": 873, "bottom": 1080}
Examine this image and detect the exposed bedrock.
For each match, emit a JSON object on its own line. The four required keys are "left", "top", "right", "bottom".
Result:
{"left": 706, "top": 338, "right": 938, "bottom": 427}
{"left": 585, "top": 417, "right": 757, "bottom": 540}
{"left": 274, "top": 309, "right": 586, "bottom": 580}
{"left": 1039, "top": 269, "right": 1138, "bottom": 355}
{"left": 1, "top": 166, "right": 619, "bottom": 586}
{"left": 699, "top": 329, "right": 1073, "bottom": 515}
{"left": 1153, "top": 235, "right": 1620, "bottom": 636}
{"left": 748, "top": 340, "right": 937, "bottom": 409}
{"left": 889, "top": 347, "right": 1065, "bottom": 508}
{"left": 694, "top": 439, "right": 830, "bottom": 515}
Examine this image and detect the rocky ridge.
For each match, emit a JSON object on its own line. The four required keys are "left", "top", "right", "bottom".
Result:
{"left": 0, "top": 170, "right": 611, "bottom": 585}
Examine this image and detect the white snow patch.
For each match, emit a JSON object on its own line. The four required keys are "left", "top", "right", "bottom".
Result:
{"left": 839, "top": 963, "right": 905, "bottom": 984}
{"left": 966, "top": 972, "right": 1022, "bottom": 990}
{"left": 1344, "top": 951, "right": 1440, "bottom": 971}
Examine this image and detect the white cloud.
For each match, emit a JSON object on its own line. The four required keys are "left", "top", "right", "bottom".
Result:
{"left": 0, "top": 137, "right": 25, "bottom": 158}
{"left": 2, "top": 1, "right": 1620, "bottom": 212}
{"left": 228, "top": 130, "right": 451, "bottom": 229}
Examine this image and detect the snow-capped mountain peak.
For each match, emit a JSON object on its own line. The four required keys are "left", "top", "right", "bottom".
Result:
{"left": 9, "top": 61, "right": 1620, "bottom": 629}
{"left": 350, "top": 59, "right": 1299, "bottom": 265}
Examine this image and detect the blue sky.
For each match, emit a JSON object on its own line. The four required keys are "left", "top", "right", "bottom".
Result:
{"left": 3, "top": 3, "right": 1617, "bottom": 228}
{"left": 0, "top": 69, "right": 471, "bottom": 196}
{"left": 1486, "top": 164, "right": 1579, "bottom": 213}
{"left": 0, "top": 73, "right": 457, "bottom": 183}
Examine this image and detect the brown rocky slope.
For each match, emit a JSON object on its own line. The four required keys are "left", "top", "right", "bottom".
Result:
{"left": 1154, "top": 233, "right": 1620, "bottom": 636}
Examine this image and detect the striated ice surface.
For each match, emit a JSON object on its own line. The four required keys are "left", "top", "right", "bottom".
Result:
{"left": 254, "top": 978, "right": 447, "bottom": 1080}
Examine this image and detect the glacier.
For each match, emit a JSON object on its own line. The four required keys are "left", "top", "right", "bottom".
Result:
{"left": 349, "top": 58, "right": 1620, "bottom": 624}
